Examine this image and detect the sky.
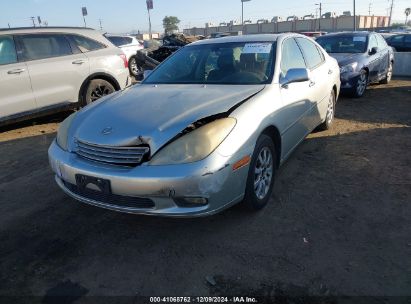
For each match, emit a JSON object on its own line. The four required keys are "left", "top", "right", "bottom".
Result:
{"left": 1, "top": 0, "right": 410, "bottom": 34}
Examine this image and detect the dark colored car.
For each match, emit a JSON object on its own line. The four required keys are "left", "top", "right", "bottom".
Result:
{"left": 385, "top": 34, "right": 411, "bottom": 52}
{"left": 316, "top": 32, "right": 394, "bottom": 97}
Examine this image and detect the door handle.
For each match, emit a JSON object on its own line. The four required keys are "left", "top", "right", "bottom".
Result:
{"left": 309, "top": 81, "right": 316, "bottom": 87}
{"left": 7, "top": 68, "right": 25, "bottom": 74}
{"left": 72, "top": 60, "right": 86, "bottom": 65}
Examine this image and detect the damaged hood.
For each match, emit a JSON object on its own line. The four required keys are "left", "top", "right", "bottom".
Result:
{"left": 328, "top": 53, "right": 363, "bottom": 67}
{"left": 71, "top": 84, "right": 265, "bottom": 154}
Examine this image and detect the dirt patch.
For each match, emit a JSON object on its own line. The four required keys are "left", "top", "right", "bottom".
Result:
{"left": 0, "top": 80, "right": 410, "bottom": 299}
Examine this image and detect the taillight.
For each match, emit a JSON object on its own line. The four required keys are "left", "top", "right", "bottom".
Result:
{"left": 119, "top": 54, "right": 128, "bottom": 68}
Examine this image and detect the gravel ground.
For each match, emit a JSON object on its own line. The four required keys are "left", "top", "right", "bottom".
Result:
{"left": 0, "top": 80, "right": 410, "bottom": 302}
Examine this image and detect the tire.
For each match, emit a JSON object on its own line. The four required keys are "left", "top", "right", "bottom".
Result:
{"left": 350, "top": 69, "right": 368, "bottom": 98}
{"left": 243, "top": 134, "right": 277, "bottom": 211}
{"left": 83, "top": 79, "right": 115, "bottom": 106}
{"left": 379, "top": 61, "right": 393, "bottom": 84}
{"left": 318, "top": 89, "right": 336, "bottom": 131}
{"left": 128, "top": 56, "right": 140, "bottom": 78}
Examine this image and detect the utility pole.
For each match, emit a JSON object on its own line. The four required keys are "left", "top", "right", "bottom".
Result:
{"left": 99, "top": 19, "right": 103, "bottom": 31}
{"left": 8, "top": 23, "right": 11, "bottom": 28}
{"left": 388, "top": 0, "right": 394, "bottom": 26}
{"left": 369, "top": 2, "right": 372, "bottom": 15}
{"left": 146, "top": 0, "right": 153, "bottom": 39}
{"left": 316, "top": 3, "right": 322, "bottom": 32}
{"left": 241, "top": 0, "right": 251, "bottom": 25}
{"left": 353, "top": 0, "right": 356, "bottom": 31}
{"left": 30, "top": 17, "right": 36, "bottom": 27}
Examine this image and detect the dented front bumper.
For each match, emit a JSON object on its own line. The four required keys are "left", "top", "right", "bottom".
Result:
{"left": 48, "top": 140, "right": 249, "bottom": 217}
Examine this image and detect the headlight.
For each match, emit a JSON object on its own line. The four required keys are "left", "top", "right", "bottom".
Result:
{"left": 340, "top": 62, "right": 358, "bottom": 74}
{"left": 149, "top": 118, "right": 236, "bottom": 165}
{"left": 56, "top": 112, "right": 77, "bottom": 151}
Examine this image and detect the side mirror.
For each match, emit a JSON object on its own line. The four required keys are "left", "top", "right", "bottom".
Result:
{"left": 143, "top": 70, "right": 153, "bottom": 79}
{"left": 369, "top": 47, "right": 378, "bottom": 55}
{"left": 281, "top": 68, "right": 310, "bottom": 88}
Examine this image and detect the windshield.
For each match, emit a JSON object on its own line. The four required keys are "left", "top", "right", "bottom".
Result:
{"left": 143, "top": 42, "right": 276, "bottom": 85}
{"left": 316, "top": 35, "right": 368, "bottom": 53}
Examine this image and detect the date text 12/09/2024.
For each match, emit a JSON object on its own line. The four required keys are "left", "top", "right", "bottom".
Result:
{"left": 149, "top": 297, "right": 258, "bottom": 303}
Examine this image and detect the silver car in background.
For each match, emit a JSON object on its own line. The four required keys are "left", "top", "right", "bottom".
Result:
{"left": 48, "top": 33, "right": 340, "bottom": 217}
{"left": 0, "top": 27, "right": 131, "bottom": 126}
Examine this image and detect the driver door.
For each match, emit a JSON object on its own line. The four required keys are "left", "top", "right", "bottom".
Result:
{"left": 278, "top": 38, "right": 312, "bottom": 158}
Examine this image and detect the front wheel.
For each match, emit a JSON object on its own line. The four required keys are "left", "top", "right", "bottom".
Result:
{"left": 243, "top": 134, "right": 276, "bottom": 211}
{"left": 318, "top": 90, "right": 336, "bottom": 131}
{"left": 350, "top": 70, "right": 368, "bottom": 98}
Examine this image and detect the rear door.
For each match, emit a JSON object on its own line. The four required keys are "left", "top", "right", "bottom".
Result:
{"left": 367, "top": 34, "right": 380, "bottom": 81}
{"left": 404, "top": 35, "right": 411, "bottom": 52}
{"left": 0, "top": 35, "right": 36, "bottom": 119}
{"left": 375, "top": 34, "right": 390, "bottom": 78}
{"left": 16, "top": 33, "right": 90, "bottom": 109}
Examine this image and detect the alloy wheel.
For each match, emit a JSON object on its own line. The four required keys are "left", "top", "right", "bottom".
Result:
{"left": 326, "top": 92, "right": 335, "bottom": 125}
{"left": 254, "top": 147, "right": 274, "bottom": 200}
{"left": 129, "top": 58, "right": 140, "bottom": 76}
{"left": 90, "top": 85, "right": 114, "bottom": 102}
{"left": 356, "top": 72, "right": 367, "bottom": 96}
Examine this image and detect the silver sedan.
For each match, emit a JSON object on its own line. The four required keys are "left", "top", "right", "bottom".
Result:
{"left": 48, "top": 33, "right": 341, "bottom": 217}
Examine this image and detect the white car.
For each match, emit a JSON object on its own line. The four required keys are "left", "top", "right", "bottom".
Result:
{"left": 0, "top": 27, "right": 131, "bottom": 126}
{"left": 106, "top": 35, "right": 144, "bottom": 77}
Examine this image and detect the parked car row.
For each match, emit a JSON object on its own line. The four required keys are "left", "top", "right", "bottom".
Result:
{"left": 316, "top": 31, "right": 394, "bottom": 97}
{"left": 0, "top": 27, "right": 131, "bottom": 126}
{"left": 384, "top": 33, "right": 411, "bottom": 52}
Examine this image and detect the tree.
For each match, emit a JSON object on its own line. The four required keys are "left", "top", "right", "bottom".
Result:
{"left": 163, "top": 16, "right": 180, "bottom": 34}
{"left": 405, "top": 8, "right": 411, "bottom": 25}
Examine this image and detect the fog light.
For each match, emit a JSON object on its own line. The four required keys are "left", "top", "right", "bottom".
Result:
{"left": 174, "top": 197, "right": 208, "bottom": 207}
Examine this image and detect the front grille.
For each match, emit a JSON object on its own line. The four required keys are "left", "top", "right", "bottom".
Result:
{"left": 63, "top": 181, "right": 155, "bottom": 209}
{"left": 75, "top": 139, "right": 149, "bottom": 166}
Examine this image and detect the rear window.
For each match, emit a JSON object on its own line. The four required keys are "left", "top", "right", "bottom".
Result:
{"left": 69, "top": 34, "right": 106, "bottom": 52}
{"left": 18, "top": 34, "right": 72, "bottom": 61}
{"left": 0, "top": 35, "right": 17, "bottom": 65}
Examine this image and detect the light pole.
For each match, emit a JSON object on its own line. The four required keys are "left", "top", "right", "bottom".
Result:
{"left": 241, "top": 0, "right": 251, "bottom": 25}
{"left": 316, "top": 3, "right": 322, "bottom": 32}
{"left": 353, "top": 0, "right": 356, "bottom": 31}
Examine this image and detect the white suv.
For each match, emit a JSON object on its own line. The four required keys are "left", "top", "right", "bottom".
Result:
{"left": 106, "top": 35, "right": 144, "bottom": 77}
{"left": 0, "top": 27, "right": 131, "bottom": 126}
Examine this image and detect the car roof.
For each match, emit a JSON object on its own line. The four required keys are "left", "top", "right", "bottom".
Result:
{"left": 319, "top": 31, "right": 373, "bottom": 38}
{"left": 0, "top": 26, "right": 97, "bottom": 35}
{"left": 190, "top": 33, "right": 304, "bottom": 46}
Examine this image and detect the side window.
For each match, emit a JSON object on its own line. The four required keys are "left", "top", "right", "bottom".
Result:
{"left": 368, "top": 35, "right": 378, "bottom": 50}
{"left": 280, "top": 38, "right": 306, "bottom": 77}
{"left": 376, "top": 34, "right": 387, "bottom": 48}
{"left": 70, "top": 35, "right": 106, "bottom": 52}
{"left": 389, "top": 35, "right": 404, "bottom": 47}
{"left": 295, "top": 37, "right": 324, "bottom": 69}
{"left": 0, "top": 35, "right": 18, "bottom": 65}
{"left": 404, "top": 35, "right": 411, "bottom": 46}
{"left": 18, "top": 34, "right": 72, "bottom": 61}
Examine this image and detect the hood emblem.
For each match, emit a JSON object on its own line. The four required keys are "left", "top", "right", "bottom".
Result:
{"left": 101, "top": 127, "right": 113, "bottom": 135}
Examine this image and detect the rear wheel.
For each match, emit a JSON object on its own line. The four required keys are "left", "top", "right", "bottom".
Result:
{"left": 83, "top": 79, "right": 115, "bottom": 105}
{"left": 243, "top": 134, "right": 276, "bottom": 211}
{"left": 380, "top": 61, "right": 393, "bottom": 84}
{"left": 350, "top": 69, "right": 368, "bottom": 98}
